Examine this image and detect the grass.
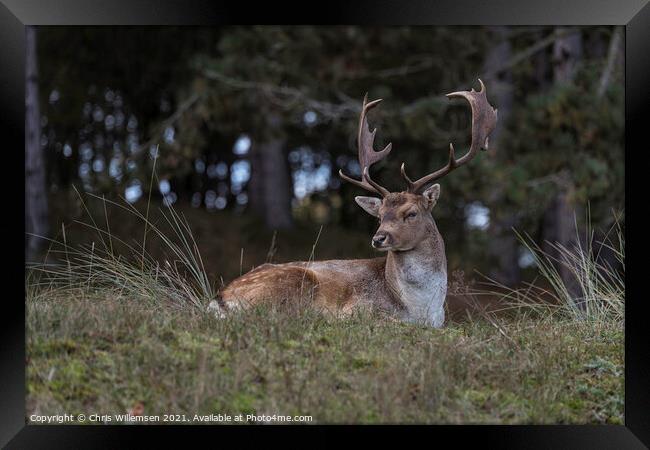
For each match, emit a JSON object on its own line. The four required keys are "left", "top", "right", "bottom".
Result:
{"left": 478, "top": 208, "right": 625, "bottom": 326}
{"left": 26, "top": 290, "right": 623, "bottom": 424}
{"left": 31, "top": 187, "right": 214, "bottom": 310}
{"left": 25, "top": 188, "right": 624, "bottom": 424}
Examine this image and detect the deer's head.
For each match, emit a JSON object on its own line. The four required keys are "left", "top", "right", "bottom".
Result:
{"left": 340, "top": 79, "right": 498, "bottom": 252}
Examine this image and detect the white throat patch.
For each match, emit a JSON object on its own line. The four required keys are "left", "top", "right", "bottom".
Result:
{"left": 395, "top": 269, "right": 447, "bottom": 328}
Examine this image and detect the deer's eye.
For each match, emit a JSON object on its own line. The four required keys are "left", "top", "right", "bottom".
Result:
{"left": 405, "top": 211, "right": 417, "bottom": 220}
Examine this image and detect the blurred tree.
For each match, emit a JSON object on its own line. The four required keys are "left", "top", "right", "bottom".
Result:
{"left": 26, "top": 26, "right": 49, "bottom": 261}
{"left": 484, "top": 26, "right": 520, "bottom": 286}
{"left": 36, "top": 27, "right": 222, "bottom": 198}
{"left": 34, "top": 26, "right": 624, "bottom": 285}
{"left": 543, "top": 27, "right": 584, "bottom": 302}
{"left": 496, "top": 26, "right": 624, "bottom": 286}
{"left": 248, "top": 112, "right": 294, "bottom": 229}
{"left": 190, "top": 26, "right": 493, "bottom": 238}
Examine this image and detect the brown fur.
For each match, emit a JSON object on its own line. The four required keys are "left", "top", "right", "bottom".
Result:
{"left": 219, "top": 186, "right": 446, "bottom": 325}
{"left": 220, "top": 257, "right": 402, "bottom": 316}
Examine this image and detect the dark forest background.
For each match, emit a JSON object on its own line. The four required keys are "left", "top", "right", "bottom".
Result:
{"left": 25, "top": 26, "right": 624, "bottom": 288}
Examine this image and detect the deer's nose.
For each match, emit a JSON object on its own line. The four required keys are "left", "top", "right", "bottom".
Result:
{"left": 372, "top": 233, "right": 388, "bottom": 248}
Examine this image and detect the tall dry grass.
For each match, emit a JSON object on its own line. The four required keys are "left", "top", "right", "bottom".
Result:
{"left": 480, "top": 209, "right": 624, "bottom": 326}
{"left": 27, "top": 162, "right": 214, "bottom": 310}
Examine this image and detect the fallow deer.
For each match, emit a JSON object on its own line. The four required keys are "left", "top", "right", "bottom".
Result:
{"left": 215, "top": 79, "right": 497, "bottom": 327}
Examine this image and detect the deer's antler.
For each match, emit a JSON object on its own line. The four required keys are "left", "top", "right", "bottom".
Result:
{"left": 402, "top": 79, "right": 498, "bottom": 194}
{"left": 339, "top": 94, "right": 392, "bottom": 197}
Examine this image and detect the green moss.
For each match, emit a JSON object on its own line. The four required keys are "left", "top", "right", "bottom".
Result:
{"left": 231, "top": 392, "right": 257, "bottom": 415}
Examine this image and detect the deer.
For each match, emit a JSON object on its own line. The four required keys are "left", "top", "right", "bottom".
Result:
{"left": 213, "top": 79, "right": 497, "bottom": 327}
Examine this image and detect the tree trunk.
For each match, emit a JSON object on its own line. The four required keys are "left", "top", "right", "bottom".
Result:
{"left": 25, "top": 26, "right": 49, "bottom": 262}
{"left": 248, "top": 113, "right": 293, "bottom": 230}
{"left": 552, "top": 27, "right": 583, "bottom": 83}
{"left": 532, "top": 30, "right": 552, "bottom": 90}
{"left": 484, "top": 27, "right": 520, "bottom": 286}
{"left": 542, "top": 182, "right": 583, "bottom": 304}
{"left": 543, "top": 28, "right": 585, "bottom": 306}
{"left": 597, "top": 26, "right": 623, "bottom": 98}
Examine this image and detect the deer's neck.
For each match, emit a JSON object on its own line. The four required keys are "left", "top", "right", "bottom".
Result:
{"left": 385, "top": 224, "right": 447, "bottom": 327}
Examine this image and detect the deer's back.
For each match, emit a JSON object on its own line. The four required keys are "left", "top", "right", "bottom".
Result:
{"left": 219, "top": 257, "right": 400, "bottom": 314}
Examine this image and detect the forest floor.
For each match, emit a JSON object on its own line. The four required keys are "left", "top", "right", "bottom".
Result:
{"left": 25, "top": 194, "right": 624, "bottom": 424}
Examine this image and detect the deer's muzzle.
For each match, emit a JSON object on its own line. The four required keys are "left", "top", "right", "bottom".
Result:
{"left": 372, "top": 232, "right": 390, "bottom": 249}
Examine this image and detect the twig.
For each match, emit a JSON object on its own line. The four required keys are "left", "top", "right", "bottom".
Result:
{"left": 138, "top": 93, "right": 202, "bottom": 153}
{"left": 299, "top": 225, "right": 323, "bottom": 298}
{"left": 61, "top": 223, "right": 70, "bottom": 275}
{"left": 597, "top": 27, "right": 623, "bottom": 98}
{"left": 526, "top": 170, "right": 572, "bottom": 189}
{"left": 102, "top": 195, "right": 113, "bottom": 256}
{"left": 142, "top": 146, "right": 159, "bottom": 271}
{"left": 482, "top": 28, "right": 576, "bottom": 82}
{"left": 203, "top": 69, "right": 360, "bottom": 121}
{"left": 266, "top": 231, "right": 278, "bottom": 263}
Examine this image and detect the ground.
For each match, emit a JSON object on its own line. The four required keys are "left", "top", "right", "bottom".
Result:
{"left": 26, "top": 290, "right": 623, "bottom": 424}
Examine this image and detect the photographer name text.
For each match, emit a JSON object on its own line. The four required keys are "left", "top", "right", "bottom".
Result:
{"left": 29, "top": 413, "right": 313, "bottom": 424}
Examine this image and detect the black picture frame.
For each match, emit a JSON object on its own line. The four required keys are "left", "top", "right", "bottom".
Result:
{"left": 2, "top": 1, "right": 648, "bottom": 447}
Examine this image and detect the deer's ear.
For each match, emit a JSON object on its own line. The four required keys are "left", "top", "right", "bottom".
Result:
{"left": 355, "top": 196, "right": 382, "bottom": 217}
{"left": 422, "top": 184, "right": 440, "bottom": 210}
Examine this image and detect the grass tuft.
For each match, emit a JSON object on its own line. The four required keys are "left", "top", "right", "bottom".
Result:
{"left": 27, "top": 186, "right": 214, "bottom": 311}
{"left": 477, "top": 209, "right": 624, "bottom": 326}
